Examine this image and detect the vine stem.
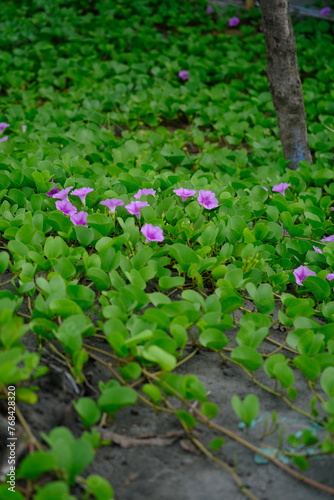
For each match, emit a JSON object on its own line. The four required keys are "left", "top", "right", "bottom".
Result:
{"left": 218, "top": 352, "right": 319, "bottom": 422}
{"left": 142, "top": 370, "right": 334, "bottom": 496}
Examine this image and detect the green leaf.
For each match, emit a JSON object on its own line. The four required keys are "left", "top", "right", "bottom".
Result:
{"left": 86, "top": 475, "right": 115, "bottom": 500}
{"left": 231, "top": 346, "right": 263, "bottom": 371}
{"left": 209, "top": 437, "right": 226, "bottom": 451}
{"left": 293, "top": 355, "right": 320, "bottom": 381}
{"left": 142, "top": 345, "right": 176, "bottom": 371}
{"left": 175, "top": 410, "right": 197, "bottom": 428}
{"left": 73, "top": 398, "right": 101, "bottom": 427}
{"left": 98, "top": 386, "right": 137, "bottom": 413}
{"left": 17, "top": 452, "right": 57, "bottom": 480}
{"left": 159, "top": 276, "right": 185, "bottom": 291}
{"left": 320, "top": 367, "right": 334, "bottom": 396}
{"left": 34, "top": 481, "right": 70, "bottom": 500}
{"left": 303, "top": 276, "right": 330, "bottom": 301}
{"left": 201, "top": 402, "right": 219, "bottom": 419}
{"left": 231, "top": 394, "right": 260, "bottom": 426}
{"left": 199, "top": 329, "right": 230, "bottom": 350}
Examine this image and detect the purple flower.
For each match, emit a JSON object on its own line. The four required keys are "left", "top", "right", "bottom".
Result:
{"left": 279, "top": 222, "right": 290, "bottom": 236}
{"left": 174, "top": 188, "right": 196, "bottom": 201}
{"left": 70, "top": 211, "right": 88, "bottom": 226}
{"left": 259, "top": 25, "right": 263, "bottom": 32}
{"left": 320, "top": 7, "right": 331, "bottom": 15}
{"left": 46, "top": 184, "right": 60, "bottom": 197}
{"left": 331, "top": 207, "right": 334, "bottom": 211}
{"left": 52, "top": 186, "right": 73, "bottom": 201}
{"left": 141, "top": 223, "right": 164, "bottom": 243}
{"left": 134, "top": 188, "right": 156, "bottom": 199}
{"left": 261, "top": 186, "right": 268, "bottom": 191}
{"left": 197, "top": 190, "right": 219, "bottom": 210}
{"left": 206, "top": 5, "right": 214, "bottom": 13}
{"left": 293, "top": 265, "right": 316, "bottom": 286}
{"left": 71, "top": 187, "right": 94, "bottom": 204}
{"left": 55, "top": 199, "right": 77, "bottom": 216}
{"left": 272, "top": 182, "right": 291, "bottom": 195}
{"left": 22, "top": 125, "right": 27, "bottom": 133}
{"left": 178, "top": 70, "right": 189, "bottom": 81}
{"left": 326, "top": 273, "right": 334, "bottom": 281}
{"left": 0, "top": 123, "right": 10, "bottom": 133}
{"left": 100, "top": 198, "right": 125, "bottom": 212}
{"left": 313, "top": 246, "right": 323, "bottom": 254}
{"left": 0, "top": 136, "right": 8, "bottom": 143}
{"left": 125, "top": 201, "right": 149, "bottom": 218}
{"left": 321, "top": 235, "right": 334, "bottom": 242}
{"left": 228, "top": 17, "right": 240, "bottom": 27}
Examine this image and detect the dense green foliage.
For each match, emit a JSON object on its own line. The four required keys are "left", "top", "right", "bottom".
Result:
{"left": 1, "top": 1, "right": 334, "bottom": 498}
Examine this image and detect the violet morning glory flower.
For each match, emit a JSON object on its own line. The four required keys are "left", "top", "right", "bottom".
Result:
{"left": 174, "top": 188, "right": 196, "bottom": 201}
{"left": 331, "top": 207, "right": 334, "bottom": 211}
{"left": 125, "top": 201, "right": 149, "bottom": 218}
{"left": 326, "top": 273, "right": 334, "bottom": 281}
{"left": 52, "top": 186, "right": 73, "bottom": 201}
{"left": 0, "top": 123, "right": 10, "bottom": 133}
{"left": 261, "top": 186, "right": 268, "bottom": 191}
{"left": 320, "top": 7, "right": 331, "bottom": 15}
{"left": 141, "top": 223, "right": 164, "bottom": 243}
{"left": 206, "top": 5, "right": 214, "bottom": 13}
{"left": 100, "top": 198, "right": 124, "bottom": 212}
{"left": 71, "top": 187, "right": 94, "bottom": 204}
{"left": 321, "top": 235, "right": 334, "bottom": 242}
{"left": 178, "top": 70, "right": 189, "bottom": 81}
{"left": 313, "top": 246, "right": 323, "bottom": 254}
{"left": 134, "top": 188, "right": 156, "bottom": 199}
{"left": 22, "top": 125, "right": 27, "bottom": 133}
{"left": 55, "top": 199, "right": 77, "bottom": 216}
{"left": 197, "top": 190, "right": 219, "bottom": 210}
{"left": 272, "top": 183, "right": 291, "bottom": 195}
{"left": 0, "top": 136, "right": 8, "bottom": 142}
{"left": 228, "top": 17, "right": 240, "bottom": 27}
{"left": 70, "top": 211, "right": 88, "bottom": 226}
{"left": 46, "top": 184, "right": 60, "bottom": 197}
{"left": 293, "top": 265, "right": 316, "bottom": 286}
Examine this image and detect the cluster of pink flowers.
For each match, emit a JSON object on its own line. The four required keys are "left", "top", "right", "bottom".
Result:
{"left": 49, "top": 185, "right": 93, "bottom": 227}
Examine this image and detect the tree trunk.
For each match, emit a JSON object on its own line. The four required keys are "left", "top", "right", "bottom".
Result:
{"left": 258, "top": 0, "right": 312, "bottom": 169}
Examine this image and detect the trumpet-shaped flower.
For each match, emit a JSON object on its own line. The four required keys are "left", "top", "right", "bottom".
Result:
{"left": 52, "top": 186, "right": 73, "bottom": 201}
{"left": 197, "top": 190, "right": 219, "bottom": 210}
{"left": 0, "top": 123, "right": 10, "bottom": 133}
{"left": 70, "top": 211, "right": 88, "bottom": 226}
{"left": 71, "top": 187, "right": 94, "bottom": 204}
{"left": 272, "top": 183, "right": 291, "bottom": 195}
{"left": 46, "top": 183, "right": 60, "bottom": 197}
{"left": 174, "top": 188, "right": 196, "bottom": 201}
{"left": 178, "top": 70, "right": 189, "bottom": 81}
{"left": 100, "top": 198, "right": 124, "bottom": 212}
{"left": 0, "top": 136, "right": 8, "bottom": 142}
{"left": 134, "top": 188, "right": 156, "bottom": 199}
{"left": 22, "top": 125, "right": 27, "bottom": 133}
{"left": 326, "top": 273, "right": 334, "bottom": 281}
{"left": 206, "top": 5, "right": 214, "bottom": 13}
{"left": 55, "top": 199, "right": 77, "bottom": 216}
{"left": 228, "top": 17, "right": 240, "bottom": 27}
{"left": 125, "top": 201, "right": 149, "bottom": 218}
{"left": 293, "top": 265, "right": 316, "bottom": 286}
{"left": 321, "top": 235, "right": 334, "bottom": 242}
{"left": 141, "top": 224, "right": 164, "bottom": 243}
{"left": 313, "top": 246, "right": 323, "bottom": 254}
{"left": 320, "top": 7, "right": 331, "bottom": 15}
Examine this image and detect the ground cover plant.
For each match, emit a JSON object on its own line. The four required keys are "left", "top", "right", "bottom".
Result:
{"left": 1, "top": 0, "right": 334, "bottom": 499}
